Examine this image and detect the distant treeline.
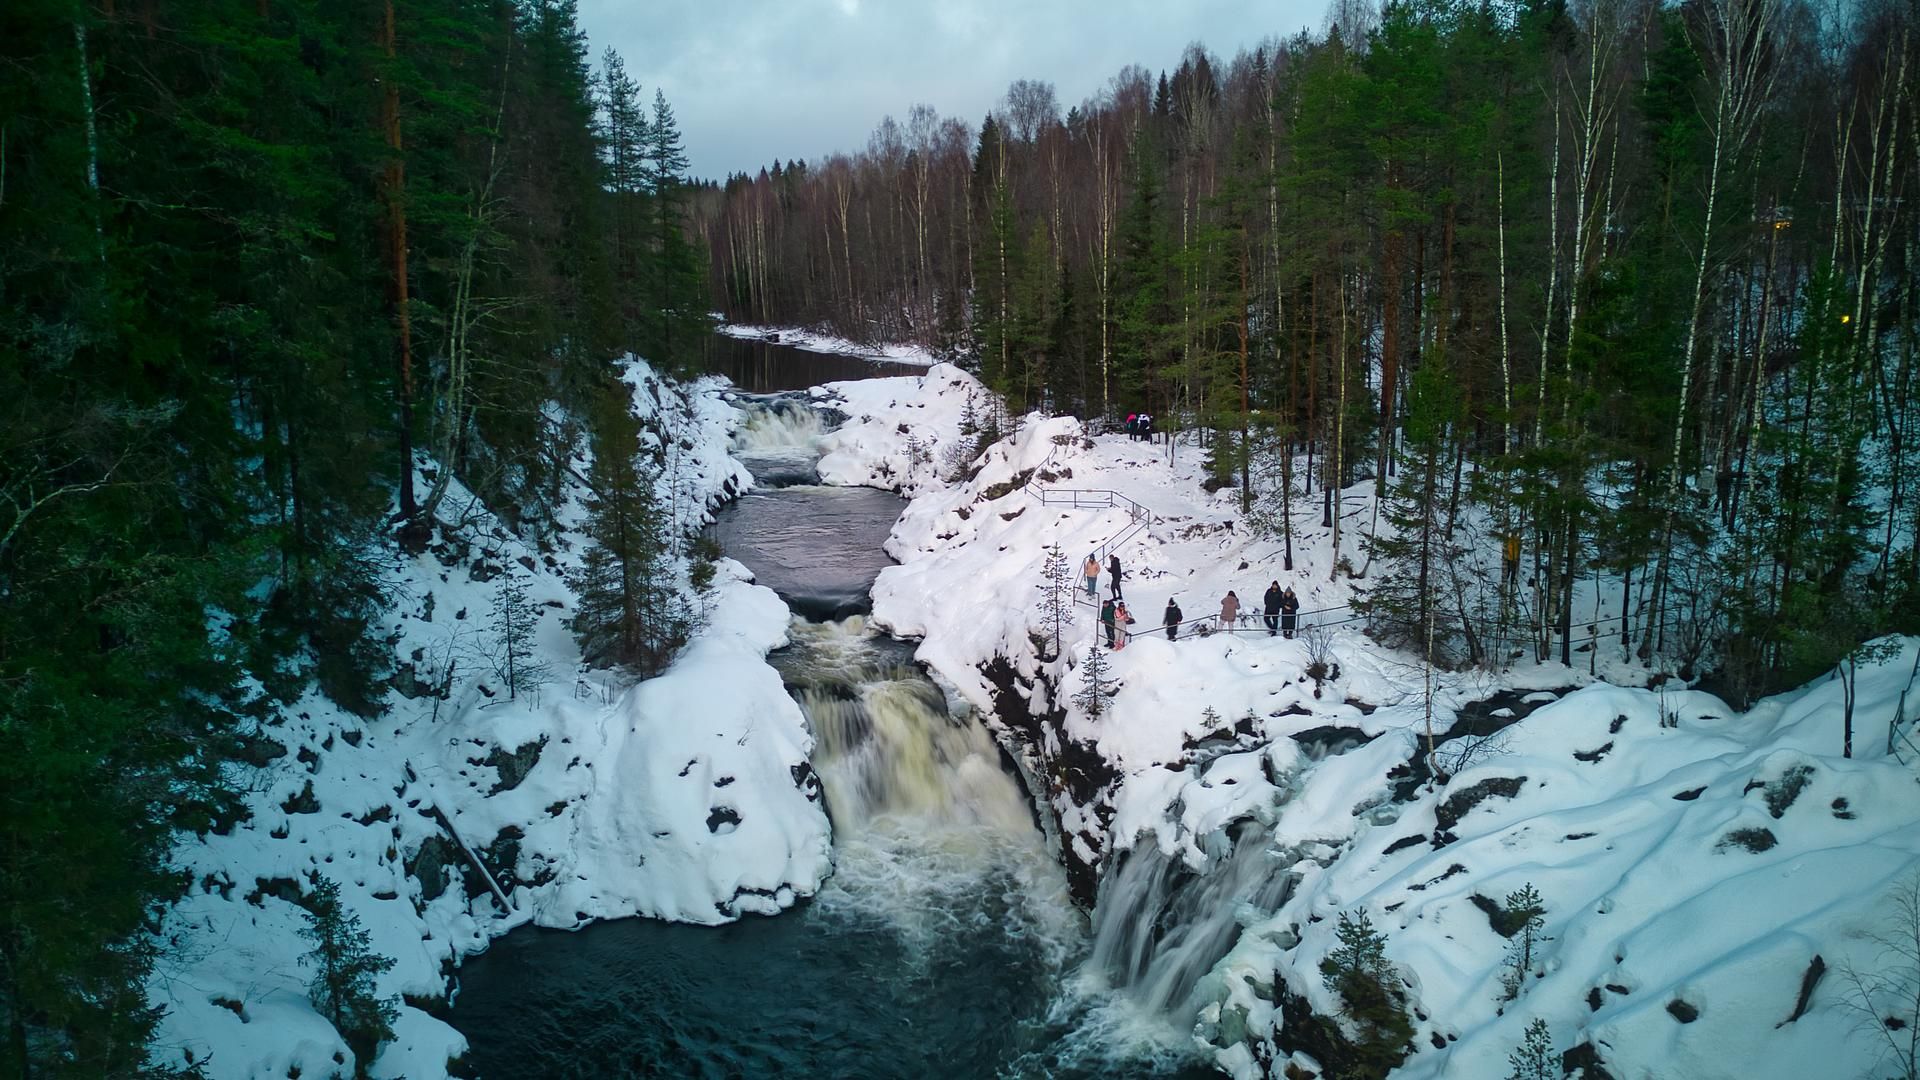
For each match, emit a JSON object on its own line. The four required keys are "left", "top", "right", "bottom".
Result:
{"left": 1, "top": 0, "right": 704, "bottom": 1072}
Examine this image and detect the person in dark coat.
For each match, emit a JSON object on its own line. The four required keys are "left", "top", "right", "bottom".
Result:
{"left": 1278, "top": 585, "right": 1300, "bottom": 639}
{"left": 1100, "top": 598, "right": 1117, "bottom": 648}
{"left": 1164, "top": 598, "right": 1182, "bottom": 641}
{"left": 1108, "top": 553, "right": 1123, "bottom": 600}
{"left": 1263, "top": 581, "right": 1283, "bottom": 636}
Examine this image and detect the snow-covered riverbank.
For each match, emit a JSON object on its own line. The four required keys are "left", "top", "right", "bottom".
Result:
{"left": 149, "top": 362, "right": 831, "bottom": 1078}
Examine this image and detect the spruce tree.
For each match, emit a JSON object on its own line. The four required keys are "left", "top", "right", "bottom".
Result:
{"left": 1073, "top": 642, "right": 1118, "bottom": 721}
{"left": 572, "top": 387, "right": 688, "bottom": 677}
{"left": 490, "top": 570, "right": 551, "bottom": 700}
{"left": 1319, "top": 909, "right": 1414, "bottom": 1077}
{"left": 300, "top": 875, "right": 399, "bottom": 1076}
{"left": 1035, "top": 542, "right": 1077, "bottom": 656}
{"left": 1360, "top": 354, "right": 1467, "bottom": 664}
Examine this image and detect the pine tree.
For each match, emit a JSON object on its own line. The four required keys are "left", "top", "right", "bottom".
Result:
{"left": 1319, "top": 909, "right": 1414, "bottom": 1077}
{"left": 1500, "top": 883, "right": 1548, "bottom": 1001}
{"left": 490, "top": 570, "right": 551, "bottom": 700}
{"left": 300, "top": 875, "right": 399, "bottom": 1076}
{"left": 1073, "top": 643, "right": 1118, "bottom": 720}
{"left": 1506, "top": 1018, "right": 1557, "bottom": 1080}
{"left": 1036, "top": 542, "right": 1077, "bottom": 656}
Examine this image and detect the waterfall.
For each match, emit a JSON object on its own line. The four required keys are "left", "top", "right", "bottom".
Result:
{"left": 774, "top": 617, "right": 1080, "bottom": 957}
{"left": 1087, "top": 824, "right": 1294, "bottom": 1015}
{"left": 733, "top": 397, "right": 829, "bottom": 454}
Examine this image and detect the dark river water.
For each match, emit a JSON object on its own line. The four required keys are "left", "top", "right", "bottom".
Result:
{"left": 446, "top": 336, "right": 1225, "bottom": 1079}
{"left": 703, "top": 331, "right": 926, "bottom": 392}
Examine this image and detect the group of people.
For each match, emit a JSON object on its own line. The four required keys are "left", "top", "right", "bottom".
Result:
{"left": 1123, "top": 413, "right": 1156, "bottom": 442}
{"left": 1084, "top": 549, "right": 1304, "bottom": 649}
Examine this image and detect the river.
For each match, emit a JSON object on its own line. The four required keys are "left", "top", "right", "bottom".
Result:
{"left": 447, "top": 338, "right": 1244, "bottom": 1078}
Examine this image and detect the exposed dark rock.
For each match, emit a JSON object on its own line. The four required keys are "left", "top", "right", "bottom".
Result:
{"left": 479, "top": 738, "right": 546, "bottom": 796}
{"left": 1291, "top": 725, "right": 1376, "bottom": 758}
{"left": 1431, "top": 776, "right": 1526, "bottom": 847}
{"left": 235, "top": 734, "right": 288, "bottom": 767}
{"left": 297, "top": 745, "right": 320, "bottom": 772}
{"left": 1573, "top": 741, "right": 1613, "bottom": 763}
{"left": 1832, "top": 797, "right": 1854, "bottom": 819}
{"left": 1719, "top": 827, "right": 1777, "bottom": 853}
{"left": 1408, "top": 863, "right": 1467, "bottom": 891}
{"left": 1382, "top": 834, "right": 1427, "bottom": 855}
{"left": 981, "top": 655, "right": 1118, "bottom": 909}
{"left": 1561, "top": 1040, "right": 1617, "bottom": 1080}
{"left": 1780, "top": 955, "right": 1825, "bottom": 1026}
{"left": 407, "top": 835, "right": 463, "bottom": 902}
{"left": 706, "top": 806, "right": 741, "bottom": 833}
{"left": 355, "top": 806, "right": 392, "bottom": 826}
{"left": 1667, "top": 999, "right": 1699, "bottom": 1023}
{"left": 1673, "top": 786, "right": 1706, "bottom": 801}
{"left": 1588, "top": 987, "right": 1604, "bottom": 1011}
{"left": 479, "top": 826, "right": 524, "bottom": 888}
{"left": 1609, "top": 714, "right": 1628, "bottom": 734}
{"left": 281, "top": 780, "right": 320, "bottom": 815}
{"left": 244, "top": 876, "right": 304, "bottom": 907}
{"left": 791, "top": 761, "right": 822, "bottom": 801}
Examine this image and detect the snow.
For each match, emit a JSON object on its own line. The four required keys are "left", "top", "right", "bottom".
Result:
{"left": 151, "top": 341, "right": 1920, "bottom": 1080}
{"left": 717, "top": 321, "right": 940, "bottom": 367}
{"left": 803, "top": 359, "right": 1920, "bottom": 1078}
{"left": 149, "top": 359, "right": 829, "bottom": 1079}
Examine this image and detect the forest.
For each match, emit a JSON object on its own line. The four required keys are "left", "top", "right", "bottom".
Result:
{"left": 694, "top": 0, "right": 1918, "bottom": 720}
{"left": 0, "top": 0, "right": 705, "bottom": 1072}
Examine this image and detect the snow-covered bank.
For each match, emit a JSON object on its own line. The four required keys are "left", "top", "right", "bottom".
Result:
{"left": 807, "top": 362, "right": 1920, "bottom": 1078}
{"left": 717, "top": 320, "right": 940, "bottom": 367}
{"left": 149, "top": 362, "right": 830, "bottom": 1079}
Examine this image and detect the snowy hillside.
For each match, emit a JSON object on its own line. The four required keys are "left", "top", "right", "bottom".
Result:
{"left": 815, "top": 366, "right": 1920, "bottom": 1079}
{"left": 148, "top": 363, "right": 831, "bottom": 1079}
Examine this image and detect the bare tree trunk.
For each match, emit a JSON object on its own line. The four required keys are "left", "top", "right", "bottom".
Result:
{"left": 381, "top": 0, "right": 420, "bottom": 534}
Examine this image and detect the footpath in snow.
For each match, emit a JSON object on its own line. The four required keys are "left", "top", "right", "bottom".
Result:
{"left": 812, "top": 362, "right": 1920, "bottom": 1080}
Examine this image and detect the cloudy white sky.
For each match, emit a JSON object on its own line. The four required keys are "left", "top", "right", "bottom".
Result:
{"left": 577, "top": 0, "right": 1326, "bottom": 180}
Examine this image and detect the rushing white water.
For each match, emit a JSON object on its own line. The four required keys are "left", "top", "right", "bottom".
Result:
{"left": 1087, "top": 826, "right": 1295, "bottom": 1015}
{"left": 775, "top": 618, "right": 1082, "bottom": 962}
{"left": 733, "top": 398, "right": 829, "bottom": 452}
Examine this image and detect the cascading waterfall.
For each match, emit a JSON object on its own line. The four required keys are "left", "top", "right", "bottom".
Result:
{"left": 771, "top": 617, "right": 1081, "bottom": 960}
{"left": 1087, "top": 825, "right": 1295, "bottom": 1015}
{"left": 731, "top": 396, "right": 833, "bottom": 487}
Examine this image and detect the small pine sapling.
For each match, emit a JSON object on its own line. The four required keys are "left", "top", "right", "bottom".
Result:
{"left": 300, "top": 875, "right": 399, "bottom": 1075}
{"left": 1505, "top": 1017, "right": 1557, "bottom": 1080}
{"left": 1319, "top": 909, "right": 1414, "bottom": 1077}
{"left": 489, "top": 570, "right": 551, "bottom": 700}
{"left": 1035, "top": 542, "right": 1076, "bottom": 657}
{"left": 1501, "top": 883, "right": 1549, "bottom": 1001}
{"left": 1073, "top": 643, "right": 1117, "bottom": 721}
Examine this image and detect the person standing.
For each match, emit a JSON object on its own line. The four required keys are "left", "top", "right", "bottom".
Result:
{"left": 1164, "top": 597, "right": 1183, "bottom": 641}
{"left": 1114, "top": 601, "right": 1136, "bottom": 649}
{"left": 1083, "top": 553, "right": 1101, "bottom": 600}
{"left": 1100, "top": 598, "right": 1117, "bottom": 648}
{"left": 1263, "top": 581, "right": 1283, "bottom": 636}
{"left": 1219, "top": 590, "right": 1241, "bottom": 632}
{"left": 1279, "top": 585, "right": 1300, "bottom": 639}
{"left": 1108, "top": 553, "right": 1123, "bottom": 600}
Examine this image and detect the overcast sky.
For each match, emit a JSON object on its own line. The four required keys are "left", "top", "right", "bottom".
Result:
{"left": 577, "top": 0, "right": 1326, "bottom": 180}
